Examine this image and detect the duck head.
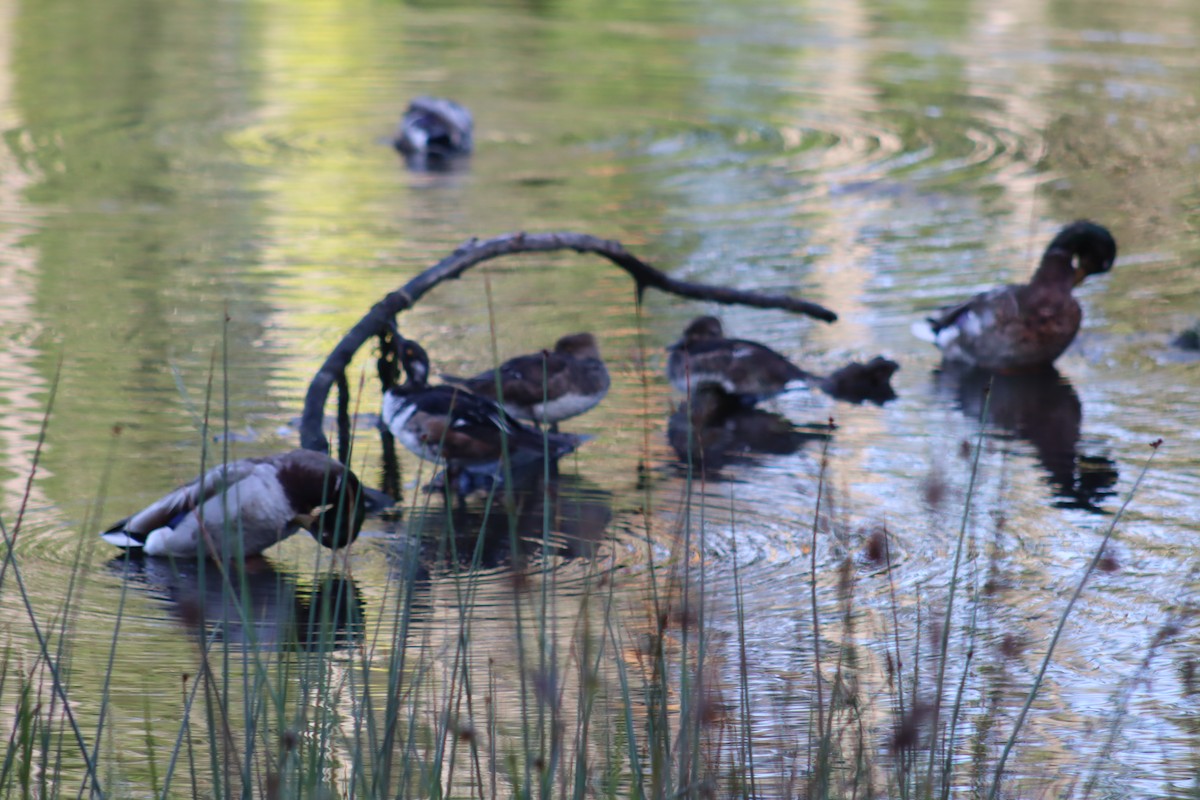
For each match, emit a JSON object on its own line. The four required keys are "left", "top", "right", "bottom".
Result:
{"left": 670, "top": 315, "right": 724, "bottom": 350}
{"left": 396, "top": 337, "right": 431, "bottom": 388}
{"left": 554, "top": 332, "right": 601, "bottom": 360}
{"left": 1048, "top": 220, "right": 1117, "bottom": 286}
{"left": 281, "top": 453, "right": 368, "bottom": 550}
{"left": 311, "top": 470, "right": 368, "bottom": 550}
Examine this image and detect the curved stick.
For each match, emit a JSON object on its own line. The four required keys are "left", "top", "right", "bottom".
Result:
{"left": 300, "top": 231, "right": 838, "bottom": 453}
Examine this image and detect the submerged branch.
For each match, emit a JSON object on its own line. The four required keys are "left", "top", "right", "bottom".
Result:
{"left": 300, "top": 231, "right": 838, "bottom": 453}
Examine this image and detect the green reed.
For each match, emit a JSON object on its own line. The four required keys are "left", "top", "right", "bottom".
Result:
{"left": 0, "top": 322, "right": 1169, "bottom": 800}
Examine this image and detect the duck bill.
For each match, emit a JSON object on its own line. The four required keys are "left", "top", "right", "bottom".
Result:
{"left": 293, "top": 512, "right": 318, "bottom": 533}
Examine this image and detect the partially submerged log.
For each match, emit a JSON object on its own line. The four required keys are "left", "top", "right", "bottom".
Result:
{"left": 300, "top": 231, "right": 839, "bottom": 457}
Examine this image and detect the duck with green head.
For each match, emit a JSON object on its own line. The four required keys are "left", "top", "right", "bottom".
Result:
{"left": 100, "top": 450, "right": 369, "bottom": 560}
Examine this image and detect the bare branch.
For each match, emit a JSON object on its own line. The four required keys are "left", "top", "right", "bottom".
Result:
{"left": 300, "top": 231, "right": 838, "bottom": 453}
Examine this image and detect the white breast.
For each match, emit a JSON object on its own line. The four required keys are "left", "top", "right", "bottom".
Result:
{"left": 529, "top": 392, "right": 602, "bottom": 424}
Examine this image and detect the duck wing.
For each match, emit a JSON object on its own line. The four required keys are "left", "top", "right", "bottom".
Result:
{"left": 101, "top": 459, "right": 261, "bottom": 545}
{"left": 453, "top": 351, "right": 576, "bottom": 406}
{"left": 422, "top": 384, "right": 588, "bottom": 460}
{"left": 926, "top": 284, "right": 1021, "bottom": 334}
{"left": 417, "top": 385, "right": 521, "bottom": 430}
{"left": 727, "top": 338, "right": 811, "bottom": 383}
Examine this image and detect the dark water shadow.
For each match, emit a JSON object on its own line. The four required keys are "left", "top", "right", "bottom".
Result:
{"left": 933, "top": 364, "right": 1118, "bottom": 512}
{"left": 397, "top": 466, "right": 614, "bottom": 571}
{"left": 398, "top": 150, "right": 473, "bottom": 175}
{"left": 668, "top": 385, "right": 834, "bottom": 477}
{"left": 107, "top": 555, "right": 365, "bottom": 652}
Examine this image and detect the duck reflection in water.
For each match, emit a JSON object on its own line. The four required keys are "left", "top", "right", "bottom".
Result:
{"left": 402, "top": 466, "right": 613, "bottom": 569}
{"left": 668, "top": 384, "right": 834, "bottom": 475}
{"left": 109, "top": 555, "right": 365, "bottom": 652}
{"left": 934, "top": 364, "right": 1118, "bottom": 512}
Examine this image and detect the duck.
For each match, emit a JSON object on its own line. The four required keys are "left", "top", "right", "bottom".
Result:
{"left": 666, "top": 316, "right": 900, "bottom": 405}
{"left": 381, "top": 337, "right": 589, "bottom": 491}
{"left": 441, "top": 332, "right": 610, "bottom": 430}
{"left": 913, "top": 220, "right": 1117, "bottom": 371}
{"left": 100, "top": 450, "right": 369, "bottom": 559}
{"left": 393, "top": 97, "right": 473, "bottom": 160}
{"left": 667, "top": 316, "right": 811, "bottom": 403}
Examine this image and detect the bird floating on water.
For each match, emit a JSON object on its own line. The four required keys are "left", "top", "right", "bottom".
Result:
{"left": 667, "top": 315, "right": 898, "bottom": 405}
{"left": 912, "top": 220, "right": 1117, "bottom": 371}
{"left": 667, "top": 316, "right": 809, "bottom": 403}
{"left": 393, "top": 96, "right": 473, "bottom": 165}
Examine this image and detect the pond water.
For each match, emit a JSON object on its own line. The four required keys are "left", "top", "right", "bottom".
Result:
{"left": 1, "top": 0, "right": 1199, "bottom": 796}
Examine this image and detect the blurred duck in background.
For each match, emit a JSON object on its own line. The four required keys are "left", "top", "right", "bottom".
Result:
{"left": 393, "top": 96, "right": 473, "bottom": 169}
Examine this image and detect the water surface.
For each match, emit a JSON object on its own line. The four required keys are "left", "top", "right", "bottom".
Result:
{"left": 1, "top": 0, "right": 1199, "bottom": 796}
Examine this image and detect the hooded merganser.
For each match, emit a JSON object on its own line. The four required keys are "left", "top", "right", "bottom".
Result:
{"left": 382, "top": 337, "right": 588, "bottom": 489}
{"left": 666, "top": 316, "right": 811, "bottom": 403}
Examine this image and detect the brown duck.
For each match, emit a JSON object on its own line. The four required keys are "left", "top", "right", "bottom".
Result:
{"left": 667, "top": 316, "right": 898, "bottom": 405}
{"left": 914, "top": 220, "right": 1117, "bottom": 371}
{"left": 442, "top": 332, "right": 610, "bottom": 430}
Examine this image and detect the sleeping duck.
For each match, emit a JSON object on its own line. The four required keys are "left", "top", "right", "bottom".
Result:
{"left": 100, "top": 450, "right": 368, "bottom": 559}
{"left": 913, "top": 220, "right": 1117, "bottom": 371}
{"left": 666, "top": 316, "right": 899, "bottom": 405}
{"left": 441, "top": 332, "right": 610, "bottom": 430}
{"left": 382, "top": 337, "right": 589, "bottom": 490}
{"left": 393, "top": 97, "right": 473, "bottom": 161}
{"left": 667, "top": 316, "right": 810, "bottom": 403}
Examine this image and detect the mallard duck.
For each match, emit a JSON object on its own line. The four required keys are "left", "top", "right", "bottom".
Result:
{"left": 393, "top": 97, "right": 473, "bottom": 159}
{"left": 100, "top": 450, "right": 368, "bottom": 559}
{"left": 913, "top": 220, "right": 1117, "bottom": 371}
{"left": 382, "top": 338, "right": 589, "bottom": 489}
{"left": 666, "top": 316, "right": 811, "bottom": 403}
{"left": 441, "top": 332, "right": 610, "bottom": 430}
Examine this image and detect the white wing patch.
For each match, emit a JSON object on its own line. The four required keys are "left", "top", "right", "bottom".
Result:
{"left": 100, "top": 530, "right": 146, "bottom": 549}
{"left": 958, "top": 310, "right": 983, "bottom": 338}
{"left": 910, "top": 319, "right": 937, "bottom": 343}
{"left": 532, "top": 392, "right": 602, "bottom": 424}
